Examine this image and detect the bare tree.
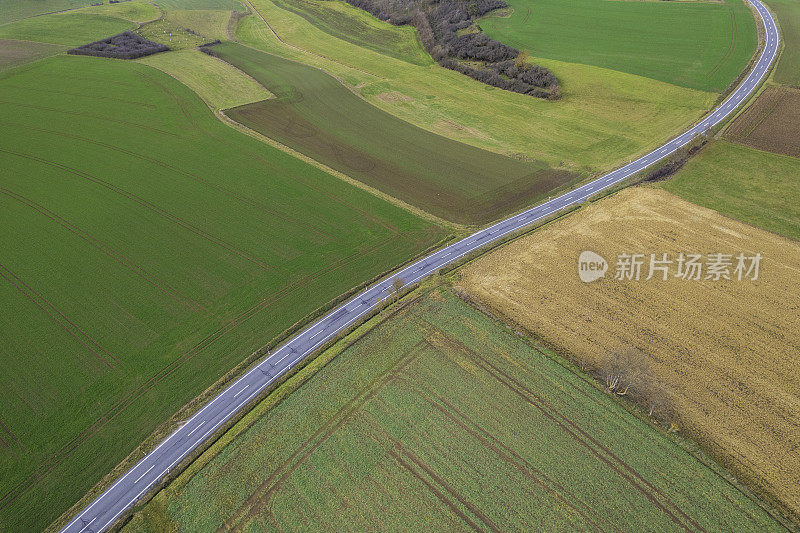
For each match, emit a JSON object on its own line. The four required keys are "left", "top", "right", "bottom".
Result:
{"left": 388, "top": 277, "right": 405, "bottom": 302}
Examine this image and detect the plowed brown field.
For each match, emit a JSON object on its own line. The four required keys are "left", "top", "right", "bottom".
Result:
{"left": 726, "top": 86, "right": 800, "bottom": 157}
{"left": 460, "top": 187, "right": 800, "bottom": 520}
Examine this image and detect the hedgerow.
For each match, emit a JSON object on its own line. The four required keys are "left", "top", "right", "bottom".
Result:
{"left": 344, "top": 0, "right": 560, "bottom": 98}
{"left": 67, "top": 31, "right": 169, "bottom": 59}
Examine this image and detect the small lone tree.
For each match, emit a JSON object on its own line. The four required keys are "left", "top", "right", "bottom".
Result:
{"left": 388, "top": 277, "right": 405, "bottom": 302}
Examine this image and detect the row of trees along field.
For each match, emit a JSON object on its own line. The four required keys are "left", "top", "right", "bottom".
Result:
{"left": 344, "top": 0, "right": 561, "bottom": 98}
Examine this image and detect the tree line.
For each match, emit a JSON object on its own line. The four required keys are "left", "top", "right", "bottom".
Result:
{"left": 344, "top": 0, "right": 560, "bottom": 98}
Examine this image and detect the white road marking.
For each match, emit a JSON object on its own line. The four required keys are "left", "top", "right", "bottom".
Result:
{"left": 133, "top": 465, "right": 155, "bottom": 484}
{"left": 233, "top": 385, "right": 250, "bottom": 398}
{"left": 187, "top": 420, "right": 206, "bottom": 436}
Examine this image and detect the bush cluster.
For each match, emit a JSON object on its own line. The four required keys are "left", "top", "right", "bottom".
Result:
{"left": 343, "top": 0, "right": 560, "bottom": 98}
{"left": 67, "top": 31, "right": 169, "bottom": 60}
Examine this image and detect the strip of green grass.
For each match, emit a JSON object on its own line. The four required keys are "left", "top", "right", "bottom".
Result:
{"left": 269, "top": 0, "right": 433, "bottom": 66}
{"left": 211, "top": 41, "right": 580, "bottom": 225}
{"left": 124, "top": 288, "right": 782, "bottom": 531}
{"left": 481, "top": 0, "right": 757, "bottom": 92}
{"left": 765, "top": 0, "right": 800, "bottom": 86}
{"left": 661, "top": 140, "right": 800, "bottom": 239}
{"left": 0, "top": 54, "right": 444, "bottom": 532}
{"left": 0, "top": 12, "right": 134, "bottom": 46}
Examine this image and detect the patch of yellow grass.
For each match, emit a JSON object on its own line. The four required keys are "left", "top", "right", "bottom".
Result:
{"left": 164, "top": 9, "right": 233, "bottom": 41}
{"left": 459, "top": 187, "right": 800, "bottom": 520}
{"left": 138, "top": 48, "right": 272, "bottom": 110}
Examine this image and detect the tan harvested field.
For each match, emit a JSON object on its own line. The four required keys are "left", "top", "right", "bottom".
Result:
{"left": 459, "top": 187, "right": 800, "bottom": 520}
{"left": 726, "top": 86, "right": 800, "bottom": 157}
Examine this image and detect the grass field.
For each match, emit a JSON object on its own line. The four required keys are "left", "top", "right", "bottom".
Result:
{"left": 661, "top": 140, "right": 800, "bottom": 240}
{"left": 138, "top": 48, "right": 272, "bottom": 109}
{"left": 0, "top": 12, "right": 134, "bottom": 46}
{"left": 164, "top": 9, "right": 234, "bottom": 40}
{"left": 136, "top": 17, "right": 210, "bottom": 49}
{"left": 0, "top": 54, "right": 444, "bottom": 532}
{"left": 460, "top": 187, "right": 800, "bottom": 521}
{"left": 123, "top": 288, "right": 782, "bottom": 531}
{"left": 152, "top": 0, "right": 243, "bottom": 9}
{"left": 0, "top": 39, "right": 64, "bottom": 71}
{"left": 211, "top": 41, "right": 579, "bottom": 224}
{"left": 235, "top": 0, "right": 716, "bottom": 174}
{"left": 480, "top": 0, "right": 757, "bottom": 92}
{"left": 765, "top": 0, "right": 800, "bottom": 86}
{"left": 0, "top": 0, "right": 94, "bottom": 24}
{"left": 78, "top": 0, "right": 161, "bottom": 23}
{"left": 269, "top": 0, "right": 433, "bottom": 66}
{"left": 724, "top": 86, "right": 800, "bottom": 157}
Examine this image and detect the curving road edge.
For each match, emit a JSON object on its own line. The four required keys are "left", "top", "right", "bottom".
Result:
{"left": 60, "top": 2, "right": 779, "bottom": 531}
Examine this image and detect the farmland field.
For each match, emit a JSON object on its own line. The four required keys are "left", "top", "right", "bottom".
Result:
{"left": 0, "top": 0, "right": 93, "bottom": 24}
{"left": 137, "top": 48, "right": 273, "bottom": 110}
{"left": 163, "top": 9, "right": 234, "bottom": 40}
{"left": 268, "top": 0, "right": 433, "bottom": 66}
{"left": 211, "top": 41, "right": 580, "bottom": 225}
{"left": 480, "top": 0, "right": 757, "bottom": 92}
{"left": 460, "top": 187, "right": 800, "bottom": 521}
{"left": 724, "top": 86, "right": 800, "bottom": 157}
{"left": 0, "top": 39, "right": 63, "bottom": 71}
{"left": 765, "top": 0, "right": 800, "bottom": 86}
{"left": 0, "top": 54, "right": 444, "bottom": 532}
{"left": 123, "top": 288, "right": 782, "bottom": 532}
{"left": 235, "top": 0, "right": 717, "bottom": 172}
{"left": 662, "top": 140, "right": 800, "bottom": 239}
{"left": 77, "top": 0, "right": 161, "bottom": 23}
{"left": 0, "top": 12, "right": 135, "bottom": 46}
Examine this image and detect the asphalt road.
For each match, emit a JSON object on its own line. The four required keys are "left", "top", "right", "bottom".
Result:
{"left": 60, "top": 1, "right": 779, "bottom": 531}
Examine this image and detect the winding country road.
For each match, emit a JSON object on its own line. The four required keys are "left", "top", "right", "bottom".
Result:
{"left": 60, "top": 1, "right": 779, "bottom": 530}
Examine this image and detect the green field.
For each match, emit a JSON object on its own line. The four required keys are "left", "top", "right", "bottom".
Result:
{"left": 124, "top": 288, "right": 782, "bottom": 531}
{"left": 0, "top": 39, "right": 64, "bottom": 71}
{"left": 0, "top": 12, "right": 134, "bottom": 45}
{"left": 136, "top": 17, "right": 211, "bottom": 49}
{"left": 211, "top": 41, "right": 579, "bottom": 224}
{"left": 0, "top": 0, "right": 95, "bottom": 24}
{"left": 661, "top": 140, "right": 800, "bottom": 240}
{"left": 164, "top": 8, "right": 234, "bottom": 40}
{"left": 237, "top": 0, "right": 717, "bottom": 173}
{"left": 269, "top": 0, "right": 433, "bottom": 66}
{"left": 0, "top": 55, "right": 444, "bottom": 532}
{"left": 138, "top": 48, "right": 273, "bottom": 109}
{"left": 152, "top": 0, "right": 243, "bottom": 9}
{"left": 765, "top": 0, "right": 800, "bottom": 86}
{"left": 78, "top": 0, "right": 161, "bottom": 23}
{"left": 481, "top": 0, "right": 757, "bottom": 92}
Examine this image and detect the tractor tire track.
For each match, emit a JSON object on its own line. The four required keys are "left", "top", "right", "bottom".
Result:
{"left": 0, "top": 148, "right": 275, "bottom": 272}
{"left": 0, "top": 263, "right": 118, "bottom": 369}
{"left": 422, "top": 322, "right": 703, "bottom": 532}
{"left": 0, "top": 233, "right": 401, "bottom": 512}
{"left": 0, "top": 187, "right": 205, "bottom": 312}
